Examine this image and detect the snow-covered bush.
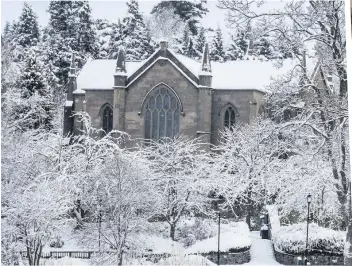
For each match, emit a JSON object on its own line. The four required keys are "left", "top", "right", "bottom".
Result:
{"left": 158, "top": 254, "right": 215, "bottom": 265}
{"left": 185, "top": 222, "right": 251, "bottom": 254}
{"left": 177, "top": 218, "right": 217, "bottom": 247}
{"left": 272, "top": 223, "right": 345, "bottom": 255}
{"left": 49, "top": 237, "right": 64, "bottom": 248}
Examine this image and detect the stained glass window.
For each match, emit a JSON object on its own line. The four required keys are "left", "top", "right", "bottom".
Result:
{"left": 145, "top": 86, "right": 180, "bottom": 140}
{"left": 102, "top": 105, "right": 113, "bottom": 134}
{"left": 224, "top": 107, "right": 236, "bottom": 129}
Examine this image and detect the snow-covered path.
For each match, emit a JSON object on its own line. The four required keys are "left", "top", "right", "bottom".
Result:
{"left": 243, "top": 231, "right": 282, "bottom": 265}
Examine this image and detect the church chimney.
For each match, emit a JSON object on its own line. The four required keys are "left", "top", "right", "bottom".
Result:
{"left": 199, "top": 43, "right": 212, "bottom": 87}
{"left": 67, "top": 53, "right": 77, "bottom": 101}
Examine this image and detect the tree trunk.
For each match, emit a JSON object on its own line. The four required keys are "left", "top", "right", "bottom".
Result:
{"left": 246, "top": 210, "right": 251, "bottom": 230}
{"left": 345, "top": 220, "right": 352, "bottom": 266}
{"left": 170, "top": 223, "right": 176, "bottom": 241}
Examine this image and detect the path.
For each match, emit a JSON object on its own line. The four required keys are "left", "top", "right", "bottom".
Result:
{"left": 243, "top": 231, "right": 282, "bottom": 265}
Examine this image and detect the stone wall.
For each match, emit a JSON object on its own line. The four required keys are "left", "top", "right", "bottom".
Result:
{"left": 124, "top": 59, "right": 201, "bottom": 146}
{"left": 211, "top": 89, "right": 265, "bottom": 145}
{"left": 273, "top": 246, "right": 344, "bottom": 265}
{"left": 202, "top": 251, "right": 251, "bottom": 265}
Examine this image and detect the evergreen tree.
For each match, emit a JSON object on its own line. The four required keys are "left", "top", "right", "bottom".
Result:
{"left": 107, "top": 19, "right": 124, "bottom": 59}
{"left": 227, "top": 32, "right": 249, "bottom": 60}
{"left": 252, "top": 35, "right": 274, "bottom": 59}
{"left": 48, "top": 1, "right": 75, "bottom": 40}
{"left": 16, "top": 50, "right": 54, "bottom": 130}
{"left": 195, "top": 27, "right": 206, "bottom": 59}
{"left": 179, "top": 25, "right": 197, "bottom": 58}
{"left": 210, "top": 27, "right": 225, "bottom": 62}
{"left": 180, "top": 25, "right": 190, "bottom": 55}
{"left": 20, "top": 51, "right": 48, "bottom": 99}
{"left": 123, "top": 0, "right": 154, "bottom": 60}
{"left": 151, "top": 1, "right": 208, "bottom": 36}
{"left": 75, "top": 1, "right": 99, "bottom": 58}
{"left": 16, "top": 3, "right": 40, "bottom": 49}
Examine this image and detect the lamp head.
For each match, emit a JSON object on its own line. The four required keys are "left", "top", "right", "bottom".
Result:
{"left": 307, "top": 193, "right": 312, "bottom": 203}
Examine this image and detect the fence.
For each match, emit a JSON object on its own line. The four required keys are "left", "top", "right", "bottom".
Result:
{"left": 21, "top": 251, "right": 95, "bottom": 260}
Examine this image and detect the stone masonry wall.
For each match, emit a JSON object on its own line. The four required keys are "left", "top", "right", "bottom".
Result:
{"left": 202, "top": 251, "right": 251, "bottom": 265}
{"left": 273, "top": 247, "right": 344, "bottom": 265}
{"left": 124, "top": 59, "right": 199, "bottom": 146}
{"left": 211, "top": 89, "right": 265, "bottom": 145}
{"left": 84, "top": 90, "right": 114, "bottom": 130}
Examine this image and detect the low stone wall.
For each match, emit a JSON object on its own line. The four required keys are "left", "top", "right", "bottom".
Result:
{"left": 201, "top": 250, "right": 251, "bottom": 265}
{"left": 273, "top": 246, "right": 344, "bottom": 265}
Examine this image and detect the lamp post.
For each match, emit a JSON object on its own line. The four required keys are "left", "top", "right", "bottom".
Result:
{"left": 305, "top": 193, "right": 312, "bottom": 265}
{"left": 217, "top": 211, "right": 220, "bottom": 266}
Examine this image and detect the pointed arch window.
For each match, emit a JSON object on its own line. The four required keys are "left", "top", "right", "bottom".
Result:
{"left": 224, "top": 106, "right": 236, "bottom": 129}
{"left": 102, "top": 105, "right": 113, "bottom": 134}
{"left": 145, "top": 85, "right": 180, "bottom": 140}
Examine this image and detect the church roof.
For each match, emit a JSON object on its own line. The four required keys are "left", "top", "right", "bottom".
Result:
{"left": 74, "top": 46, "right": 316, "bottom": 95}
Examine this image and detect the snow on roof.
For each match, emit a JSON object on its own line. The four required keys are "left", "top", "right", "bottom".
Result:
{"left": 75, "top": 59, "right": 145, "bottom": 93}
{"left": 211, "top": 59, "right": 298, "bottom": 91}
{"left": 74, "top": 51, "right": 310, "bottom": 94}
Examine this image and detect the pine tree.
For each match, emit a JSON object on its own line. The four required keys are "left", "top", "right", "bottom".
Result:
{"left": 107, "top": 19, "right": 124, "bottom": 59}
{"left": 123, "top": 0, "right": 154, "bottom": 60}
{"left": 16, "top": 3, "right": 40, "bottom": 48}
{"left": 20, "top": 51, "right": 48, "bottom": 99}
{"left": 17, "top": 49, "right": 54, "bottom": 130}
{"left": 252, "top": 35, "right": 274, "bottom": 59}
{"left": 75, "top": 1, "right": 98, "bottom": 58}
{"left": 180, "top": 25, "right": 190, "bottom": 55}
{"left": 227, "top": 32, "right": 249, "bottom": 60}
{"left": 195, "top": 27, "right": 206, "bottom": 59}
{"left": 210, "top": 27, "right": 225, "bottom": 62}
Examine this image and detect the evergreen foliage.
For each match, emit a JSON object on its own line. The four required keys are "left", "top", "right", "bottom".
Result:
{"left": 195, "top": 27, "right": 206, "bottom": 60}
{"left": 16, "top": 3, "right": 40, "bottom": 48}
{"left": 210, "top": 27, "right": 225, "bottom": 62}
{"left": 122, "top": 0, "right": 154, "bottom": 60}
{"left": 15, "top": 50, "right": 54, "bottom": 130}
{"left": 16, "top": 3, "right": 40, "bottom": 49}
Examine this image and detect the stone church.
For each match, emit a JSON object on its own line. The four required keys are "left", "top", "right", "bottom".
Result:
{"left": 63, "top": 40, "right": 326, "bottom": 147}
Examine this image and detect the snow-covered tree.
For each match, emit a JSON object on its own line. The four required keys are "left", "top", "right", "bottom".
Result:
{"left": 210, "top": 27, "right": 226, "bottom": 62}
{"left": 195, "top": 27, "right": 206, "bottom": 59}
{"left": 140, "top": 137, "right": 210, "bottom": 240}
{"left": 146, "top": 8, "right": 186, "bottom": 50}
{"left": 226, "top": 32, "right": 249, "bottom": 60}
{"left": 151, "top": 0, "right": 208, "bottom": 36}
{"left": 75, "top": 1, "right": 99, "bottom": 58}
{"left": 122, "top": 0, "right": 154, "bottom": 60}
{"left": 96, "top": 19, "right": 123, "bottom": 59}
{"left": 3, "top": 49, "right": 54, "bottom": 131}
{"left": 210, "top": 118, "right": 285, "bottom": 228}
{"left": 16, "top": 3, "right": 40, "bottom": 49}
{"left": 1, "top": 130, "right": 76, "bottom": 266}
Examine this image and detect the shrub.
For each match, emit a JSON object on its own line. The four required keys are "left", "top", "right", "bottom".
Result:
{"left": 49, "top": 236, "right": 64, "bottom": 248}
{"left": 272, "top": 223, "right": 345, "bottom": 255}
{"left": 177, "top": 218, "right": 217, "bottom": 247}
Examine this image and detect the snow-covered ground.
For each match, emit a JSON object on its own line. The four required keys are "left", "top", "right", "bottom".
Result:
{"left": 243, "top": 231, "right": 281, "bottom": 266}
{"left": 34, "top": 227, "right": 284, "bottom": 266}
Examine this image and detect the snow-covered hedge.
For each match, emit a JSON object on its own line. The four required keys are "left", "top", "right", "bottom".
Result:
{"left": 177, "top": 218, "right": 217, "bottom": 246}
{"left": 186, "top": 222, "right": 251, "bottom": 254}
{"left": 273, "top": 223, "right": 345, "bottom": 255}
{"left": 158, "top": 254, "right": 215, "bottom": 265}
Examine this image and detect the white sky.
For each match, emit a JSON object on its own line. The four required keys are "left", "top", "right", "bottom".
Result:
{"left": 0, "top": 0, "right": 289, "bottom": 45}
{"left": 1, "top": 1, "right": 228, "bottom": 32}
